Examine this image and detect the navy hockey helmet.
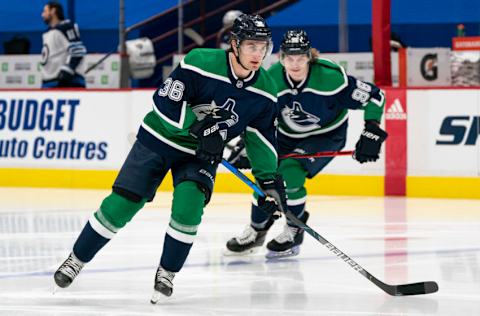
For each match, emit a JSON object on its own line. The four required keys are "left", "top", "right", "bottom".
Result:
{"left": 230, "top": 14, "right": 273, "bottom": 58}
{"left": 280, "top": 29, "right": 311, "bottom": 55}
{"left": 230, "top": 14, "right": 272, "bottom": 43}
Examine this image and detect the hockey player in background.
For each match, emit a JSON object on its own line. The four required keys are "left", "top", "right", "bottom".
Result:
{"left": 226, "top": 30, "right": 388, "bottom": 259}
{"left": 40, "top": 1, "right": 86, "bottom": 88}
{"left": 53, "top": 14, "right": 288, "bottom": 303}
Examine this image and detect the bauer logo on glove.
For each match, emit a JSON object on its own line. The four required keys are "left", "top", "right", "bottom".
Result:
{"left": 353, "top": 120, "right": 388, "bottom": 164}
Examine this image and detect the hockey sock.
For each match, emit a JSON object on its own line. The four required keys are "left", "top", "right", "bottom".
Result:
{"left": 160, "top": 234, "right": 193, "bottom": 272}
{"left": 73, "top": 192, "right": 146, "bottom": 262}
{"left": 250, "top": 202, "right": 273, "bottom": 230}
{"left": 160, "top": 181, "right": 204, "bottom": 272}
{"left": 73, "top": 221, "right": 110, "bottom": 263}
{"left": 279, "top": 158, "right": 308, "bottom": 222}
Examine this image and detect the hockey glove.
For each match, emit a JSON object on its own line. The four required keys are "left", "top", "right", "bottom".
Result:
{"left": 226, "top": 135, "right": 251, "bottom": 169}
{"left": 354, "top": 120, "right": 388, "bottom": 163}
{"left": 257, "top": 175, "right": 288, "bottom": 219}
{"left": 190, "top": 116, "right": 225, "bottom": 165}
{"left": 58, "top": 67, "right": 75, "bottom": 84}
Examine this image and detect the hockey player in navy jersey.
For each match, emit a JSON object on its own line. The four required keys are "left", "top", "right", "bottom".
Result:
{"left": 53, "top": 14, "right": 288, "bottom": 303}
{"left": 41, "top": 2, "right": 86, "bottom": 88}
{"left": 226, "top": 30, "right": 388, "bottom": 259}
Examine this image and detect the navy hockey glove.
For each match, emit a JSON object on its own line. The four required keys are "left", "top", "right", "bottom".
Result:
{"left": 58, "top": 67, "right": 75, "bottom": 84}
{"left": 227, "top": 136, "right": 251, "bottom": 169}
{"left": 257, "top": 175, "right": 288, "bottom": 219}
{"left": 354, "top": 120, "right": 388, "bottom": 163}
{"left": 190, "top": 116, "right": 225, "bottom": 165}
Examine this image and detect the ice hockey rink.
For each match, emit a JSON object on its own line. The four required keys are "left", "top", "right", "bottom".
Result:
{"left": 0, "top": 188, "right": 479, "bottom": 316}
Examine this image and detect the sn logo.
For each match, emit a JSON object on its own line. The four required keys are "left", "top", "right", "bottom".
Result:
{"left": 436, "top": 116, "right": 479, "bottom": 145}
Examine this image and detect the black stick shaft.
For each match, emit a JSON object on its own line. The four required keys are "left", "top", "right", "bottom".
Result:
{"left": 222, "top": 159, "right": 439, "bottom": 296}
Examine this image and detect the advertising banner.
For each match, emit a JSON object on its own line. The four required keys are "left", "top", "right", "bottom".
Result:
{"left": 0, "top": 54, "right": 120, "bottom": 89}
{"left": 0, "top": 91, "right": 131, "bottom": 169}
{"left": 406, "top": 48, "right": 451, "bottom": 86}
{"left": 408, "top": 89, "right": 480, "bottom": 176}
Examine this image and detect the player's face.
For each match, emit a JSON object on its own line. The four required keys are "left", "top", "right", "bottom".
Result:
{"left": 282, "top": 54, "right": 310, "bottom": 81}
{"left": 41, "top": 5, "right": 53, "bottom": 24}
{"left": 238, "top": 40, "right": 268, "bottom": 71}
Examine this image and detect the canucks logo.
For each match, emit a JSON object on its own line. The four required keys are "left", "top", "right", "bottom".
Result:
{"left": 191, "top": 98, "right": 239, "bottom": 140}
{"left": 281, "top": 101, "right": 321, "bottom": 132}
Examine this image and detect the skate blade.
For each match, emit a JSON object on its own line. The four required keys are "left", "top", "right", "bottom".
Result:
{"left": 222, "top": 247, "right": 260, "bottom": 257}
{"left": 265, "top": 246, "right": 300, "bottom": 259}
{"left": 150, "top": 290, "right": 171, "bottom": 304}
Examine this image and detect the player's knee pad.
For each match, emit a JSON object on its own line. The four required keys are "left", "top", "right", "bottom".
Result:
{"left": 96, "top": 192, "right": 146, "bottom": 231}
{"left": 171, "top": 181, "right": 205, "bottom": 229}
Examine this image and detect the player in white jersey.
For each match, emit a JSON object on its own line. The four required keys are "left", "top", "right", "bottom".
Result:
{"left": 41, "top": 2, "right": 86, "bottom": 88}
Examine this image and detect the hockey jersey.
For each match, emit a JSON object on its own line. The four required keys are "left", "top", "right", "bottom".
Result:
{"left": 41, "top": 20, "right": 86, "bottom": 82}
{"left": 137, "top": 48, "right": 279, "bottom": 180}
{"left": 268, "top": 58, "right": 385, "bottom": 139}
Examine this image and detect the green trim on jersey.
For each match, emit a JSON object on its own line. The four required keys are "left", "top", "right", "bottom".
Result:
{"left": 182, "top": 48, "right": 277, "bottom": 102}
{"left": 307, "top": 58, "right": 348, "bottom": 94}
{"left": 248, "top": 67, "right": 277, "bottom": 101}
{"left": 245, "top": 127, "right": 278, "bottom": 181}
{"left": 363, "top": 90, "right": 385, "bottom": 121}
{"left": 182, "top": 48, "right": 229, "bottom": 80}
{"left": 143, "top": 110, "right": 198, "bottom": 153}
{"left": 267, "top": 62, "right": 289, "bottom": 92}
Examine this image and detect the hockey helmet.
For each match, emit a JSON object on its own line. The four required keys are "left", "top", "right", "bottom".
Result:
{"left": 280, "top": 29, "right": 311, "bottom": 55}
{"left": 231, "top": 14, "right": 272, "bottom": 43}
{"left": 230, "top": 14, "right": 273, "bottom": 56}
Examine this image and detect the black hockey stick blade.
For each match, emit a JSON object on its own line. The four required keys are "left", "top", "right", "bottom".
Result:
{"left": 285, "top": 210, "right": 440, "bottom": 296}
{"left": 387, "top": 281, "right": 439, "bottom": 296}
{"left": 221, "top": 160, "right": 440, "bottom": 297}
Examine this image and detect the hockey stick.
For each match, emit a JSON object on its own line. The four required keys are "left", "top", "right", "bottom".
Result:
{"left": 85, "top": 48, "right": 117, "bottom": 74}
{"left": 281, "top": 150, "right": 354, "bottom": 159}
{"left": 221, "top": 159, "right": 439, "bottom": 296}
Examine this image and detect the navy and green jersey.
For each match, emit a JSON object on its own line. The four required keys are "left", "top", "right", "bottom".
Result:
{"left": 268, "top": 58, "right": 385, "bottom": 139}
{"left": 137, "top": 48, "right": 279, "bottom": 180}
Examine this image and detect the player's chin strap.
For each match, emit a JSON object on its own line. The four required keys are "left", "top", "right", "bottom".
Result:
{"left": 233, "top": 47, "right": 251, "bottom": 72}
{"left": 221, "top": 158, "right": 439, "bottom": 297}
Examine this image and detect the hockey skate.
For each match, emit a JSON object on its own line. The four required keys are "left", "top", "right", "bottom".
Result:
{"left": 150, "top": 266, "right": 175, "bottom": 304}
{"left": 266, "top": 211, "right": 309, "bottom": 259}
{"left": 224, "top": 223, "right": 271, "bottom": 256}
{"left": 54, "top": 252, "right": 85, "bottom": 288}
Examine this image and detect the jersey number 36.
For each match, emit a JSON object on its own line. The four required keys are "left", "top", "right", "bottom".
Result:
{"left": 158, "top": 78, "right": 185, "bottom": 102}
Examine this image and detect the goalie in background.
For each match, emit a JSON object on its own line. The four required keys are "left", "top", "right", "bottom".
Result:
{"left": 40, "top": 1, "right": 86, "bottom": 88}
{"left": 225, "top": 29, "right": 387, "bottom": 259}
{"left": 216, "top": 10, "right": 243, "bottom": 50}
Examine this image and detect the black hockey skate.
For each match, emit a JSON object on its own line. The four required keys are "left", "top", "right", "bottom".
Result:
{"left": 54, "top": 252, "right": 85, "bottom": 288}
{"left": 224, "top": 219, "right": 274, "bottom": 256}
{"left": 266, "top": 211, "right": 309, "bottom": 259}
{"left": 150, "top": 266, "right": 175, "bottom": 304}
